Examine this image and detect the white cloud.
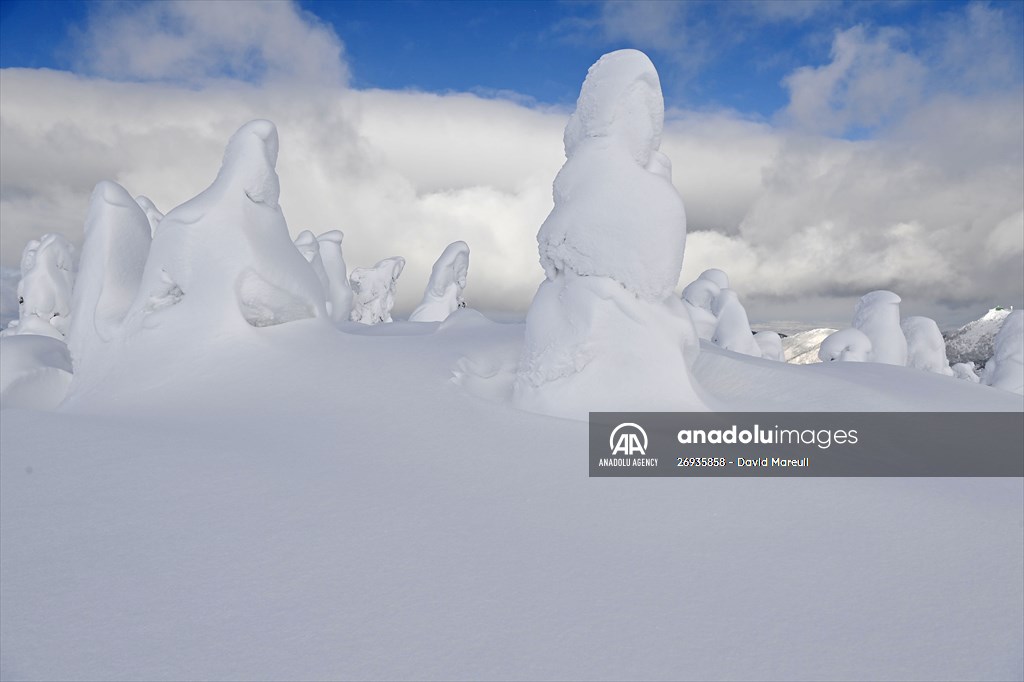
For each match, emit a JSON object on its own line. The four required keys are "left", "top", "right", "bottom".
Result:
{"left": 929, "top": 1, "right": 1023, "bottom": 93}
{"left": 781, "top": 25, "right": 926, "bottom": 135}
{"left": 72, "top": 0, "right": 348, "bottom": 86}
{"left": 596, "top": 1, "right": 691, "bottom": 53}
{"left": 0, "top": 0, "right": 1020, "bottom": 327}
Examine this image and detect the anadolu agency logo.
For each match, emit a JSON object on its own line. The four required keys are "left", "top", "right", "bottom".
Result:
{"left": 597, "top": 422, "right": 658, "bottom": 469}
{"left": 609, "top": 423, "right": 648, "bottom": 456}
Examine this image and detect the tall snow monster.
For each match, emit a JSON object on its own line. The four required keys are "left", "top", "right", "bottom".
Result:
{"left": 513, "top": 49, "right": 706, "bottom": 418}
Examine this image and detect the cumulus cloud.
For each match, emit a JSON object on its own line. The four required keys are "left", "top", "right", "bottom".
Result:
{"left": 781, "top": 25, "right": 926, "bottom": 135}
{"left": 72, "top": 0, "right": 347, "bottom": 86}
{"left": 1, "top": 0, "right": 1020, "bottom": 327}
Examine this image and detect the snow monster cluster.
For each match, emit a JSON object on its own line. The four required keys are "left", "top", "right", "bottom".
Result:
{"left": 2, "top": 49, "right": 1022, "bottom": 411}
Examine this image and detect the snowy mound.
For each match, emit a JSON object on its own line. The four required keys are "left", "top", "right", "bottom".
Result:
{"left": 710, "top": 288, "right": 761, "bottom": 357}
{"left": 68, "top": 180, "right": 152, "bottom": 383}
{"left": 851, "top": 290, "right": 907, "bottom": 365}
{"left": 350, "top": 257, "right": 405, "bottom": 325}
{"left": 782, "top": 328, "right": 838, "bottom": 364}
{"left": 753, "top": 330, "right": 784, "bottom": 362}
{"left": 819, "top": 327, "right": 873, "bottom": 362}
{"left": 945, "top": 307, "right": 1013, "bottom": 366}
{"left": 515, "top": 272, "right": 705, "bottom": 418}
{"left": 0, "top": 333, "right": 73, "bottom": 410}
{"left": 410, "top": 241, "right": 470, "bottom": 323}
{"left": 952, "top": 361, "right": 981, "bottom": 383}
{"left": 515, "top": 50, "right": 705, "bottom": 419}
{"left": 293, "top": 229, "right": 331, "bottom": 295}
{"left": 128, "top": 120, "right": 327, "bottom": 333}
{"left": 316, "top": 230, "right": 352, "bottom": 324}
{"left": 902, "top": 316, "right": 953, "bottom": 376}
{"left": 681, "top": 271, "right": 724, "bottom": 341}
{"left": 537, "top": 49, "right": 685, "bottom": 301}
{"left": 984, "top": 310, "right": 1023, "bottom": 394}
{"left": 3, "top": 233, "right": 76, "bottom": 340}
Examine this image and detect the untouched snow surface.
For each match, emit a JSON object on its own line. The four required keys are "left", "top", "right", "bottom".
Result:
{"left": 2, "top": 315, "right": 1022, "bottom": 682}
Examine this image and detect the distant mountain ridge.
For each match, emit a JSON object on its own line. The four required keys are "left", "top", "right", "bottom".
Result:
{"left": 944, "top": 307, "right": 1013, "bottom": 366}
{"left": 782, "top": 328, "right": 839, "bottom": 364}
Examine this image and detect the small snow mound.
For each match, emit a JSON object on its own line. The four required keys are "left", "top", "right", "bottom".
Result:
{"left": 984, "top": 310, "right": 1023, "bottom": 394}
{"left": 515, "top": 272, "right": 705, "bottom": 419}
{"left": 680, "top": 275, "right": 720, "bottom": 341}
{"left": 316, "top": 230, "right": 352, "bottom": 324}
{"left": 819, "top": 328, "right": 873, "bottom": 362}
{"left": 410, "top": 241, "right": 470, "bottom": 323}
{"left": 902, "top": 316, "right": 953, "bottom": 376}
{"left": 851, "top": 290, "right": 907, "bottom": 365}
{"left": 4, "top": 234, "right": 76, "bottom": 340}
{"left": 711, "top": 289, "right": 761, "bottom": 357}
{"left": 951, "top": 362, "right": 981, "bottom": 383}
{"left": 350, "top": 257, "right": 405, "bottom": 325}
{"left": 0, "top": 334, "right": 73, "bottom": 410}
{"left": 753, "top": 331, "right": 784, "bottom": 362}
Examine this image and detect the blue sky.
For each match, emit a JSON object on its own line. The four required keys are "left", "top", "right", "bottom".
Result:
{"left": 1, "top": 0, "right": 1022, "bottom": 323}
{"left": 3, "top": 0, "right": 1020, "bottom": 123}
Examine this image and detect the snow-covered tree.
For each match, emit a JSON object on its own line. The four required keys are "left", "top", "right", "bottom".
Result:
{"left": 3, "top": 234, "right": 76, "bottom": 340}
{"left": 851, "top": 290, "right": 908, "bottom": 365}
{"left": 409, "top": 241, "right": 470, "bottom": 322}
{"left": 983, "top": 310, "right": 1023, "bottom": 394}
{"left": 514, "top": 49, "right": 705, "bottom": 418}
{"left": 316, "top": 230, "right": 352, "bottom": 324}
{"left": 819, "top": 328, "right": 873, "bottom": 362}
{"left": 350, "top": 257, "right": 405, "bottom": 325}
{"left": 901, "top": 316, "right": 953, "bottom": 376}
